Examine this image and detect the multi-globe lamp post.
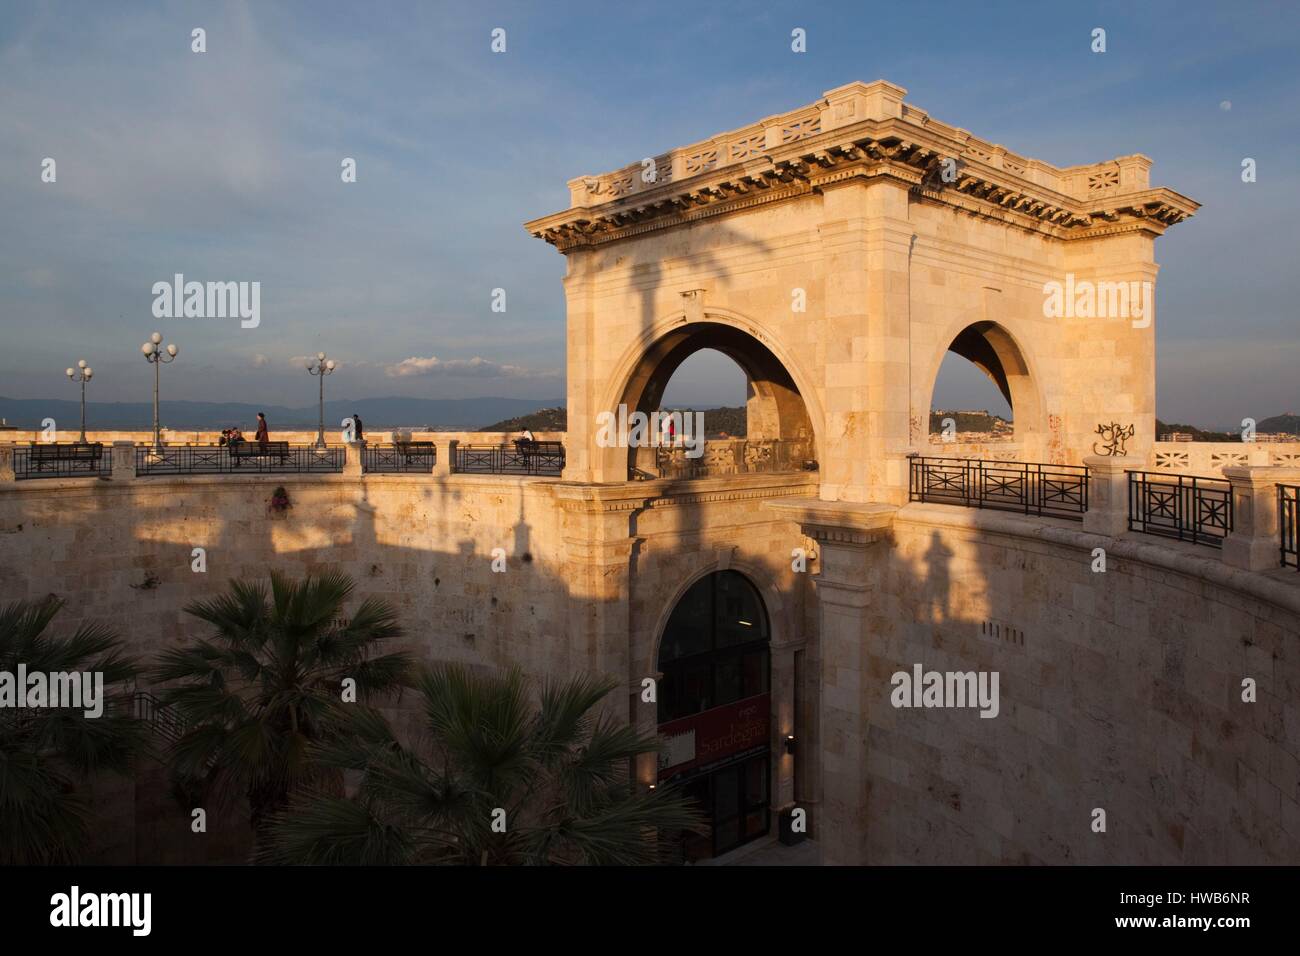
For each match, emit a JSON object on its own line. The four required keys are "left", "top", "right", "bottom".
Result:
{"left": 306, "top": 352, "right": 336, "bottom": 447}
{"left": 65, "top": 359, "right": 93, "bottom": 443}
{"left": 141, "top": 332, "right": 179, "bottom": 453}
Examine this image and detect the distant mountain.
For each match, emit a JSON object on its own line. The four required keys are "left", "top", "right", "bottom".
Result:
{"left": 1258, "top": 413, "right": 1300, "bottom": 435}
{"left": 480, "top": 407, "right": 567, "bottom": 432}
{"left": 0, "top": 396, "right": 563, "bottom": 431}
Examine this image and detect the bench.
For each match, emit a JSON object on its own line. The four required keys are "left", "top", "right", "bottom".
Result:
{"left": 512, "top": 440, "right": 565, "bottom": 473}
{"left": 229, "top": 440, "right": 290, "bottom": 464}
{"left": 29, "top": 442, "right": 103, "bottom": 469}
{"left": 394, "top": 440, "right": 436, "bottom": 462}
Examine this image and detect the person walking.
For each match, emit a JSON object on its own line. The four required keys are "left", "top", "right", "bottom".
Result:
{"left": 255, "top": 412, "right": 269, "bottom": 453}
{"left": 352, "top": 413, "right": 364, "bottom": 442}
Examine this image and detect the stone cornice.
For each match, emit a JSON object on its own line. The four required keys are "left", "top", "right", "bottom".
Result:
{"left": 525, "top": 80, "right": 1199, "bottom": 250}
{"left": 551, "top": 473, "right": 817, "bottom": 515}
{"left": 763, "top": 498, "right": 898, "bottom": 548}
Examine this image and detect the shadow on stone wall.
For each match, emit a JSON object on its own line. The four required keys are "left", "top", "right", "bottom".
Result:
{"left": 865, "top": 511, "right": 1300, "bottom": 865}
{"left": 0, "top": 473, "right": 587, "bottom": 864}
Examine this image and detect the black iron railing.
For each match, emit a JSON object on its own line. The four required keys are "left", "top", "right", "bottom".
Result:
{"left": 127, "top": 691, "right": 187, "bottom": 743}
{"left": 363, "top": 442, "right": 436, "bottom": 473}
{"left": 454, "top": 443, "right": 564, "bottom": 476}
{"left": 135, "top": 444, "right": 344, "bottom": 476}
{"left": 1281, "top": 484, "right": 1299, "bottom": 570}
{"left": 908, "top": 456, "right": 1089, "bottom": 520}
{"left": 15, "top": 443, "right": 112, "bottom": 480}
{"left": 1127, "top": 471, "right": 1232, "bottom": 548}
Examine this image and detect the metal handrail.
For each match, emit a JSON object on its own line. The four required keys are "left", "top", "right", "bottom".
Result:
{"left": 908, "top": 455, "right": 1089, "bottom": 520}
{"left": 1127, "top": 470, "right": 1232, "bottom": 549}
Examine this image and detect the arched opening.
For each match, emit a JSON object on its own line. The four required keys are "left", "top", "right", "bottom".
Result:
{"left": 655, "top": 348, "right": 749, "bottom": 443}
{"left": 927, "top": 321, "right": 1037, "bottom": 446}
{"left": 656, "top": 570, "right": 771, "bottom": 861}
{"left": 612, "top": 322, "right": 816, "bottom": 480}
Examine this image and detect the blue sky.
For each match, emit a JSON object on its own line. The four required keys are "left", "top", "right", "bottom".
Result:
{"left": 1, "top": 0, "right": 1297, "bottom": 427}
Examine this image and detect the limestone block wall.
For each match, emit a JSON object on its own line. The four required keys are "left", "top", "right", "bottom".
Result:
{"left": 620, "top": 474, "right": 820, "bottom": 809}
{"left": 861, "top": 503, "right": 1300, "bottom": 864}
{"left": 0, "top": 474, "right": 574, "bottom": 680}
{"left": 1059, "top": 233, "right": 1159, "bottom": 462}
{"left": 0, "top": 472, "right": 821, "bottom": 862}
{"left": 0, "top": 473, "right": 592, "bottom": 863}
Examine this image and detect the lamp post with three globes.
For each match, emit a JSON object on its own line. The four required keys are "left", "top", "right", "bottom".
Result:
{"left": 65, "top": 359, "right": 93, "bottom": 443}
{"left": 141, "top": 332, "right": 179, "bottom": 453}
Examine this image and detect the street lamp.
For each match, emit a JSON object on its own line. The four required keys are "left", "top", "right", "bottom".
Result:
{"left": 306, "top": 352, "right": 336, "bottom": 447}
{"left": 65, "top": 359, "right": 93, "bottom": 443}
{"left": 141, "top": 332, "right": 179, "bottom": 453}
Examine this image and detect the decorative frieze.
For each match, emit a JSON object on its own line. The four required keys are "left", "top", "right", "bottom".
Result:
{"left": 529, "top": 80, "right": 1198, "bottom": 251}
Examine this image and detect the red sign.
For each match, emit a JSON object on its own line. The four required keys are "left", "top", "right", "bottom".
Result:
{"left": 657, "top": 694, "right": 770, "bottom": 780}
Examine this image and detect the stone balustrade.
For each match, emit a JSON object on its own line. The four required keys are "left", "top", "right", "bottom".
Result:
{"left": 560, "top": 80, "right": 1153, "bottom": 212}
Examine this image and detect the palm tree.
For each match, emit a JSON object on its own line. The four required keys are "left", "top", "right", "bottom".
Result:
{"left": 261, "top": 664, "right": 706, "bottom": 865}
{"left": 150, "top": 571, "right": 414, "bottom": 848}
{"left": 0, "top": 596, "right": 142, "bottom": 864}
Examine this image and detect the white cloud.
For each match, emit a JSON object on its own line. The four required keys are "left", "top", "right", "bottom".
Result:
{"left": 385, "top": 355, "right": 553, "bottom": 379}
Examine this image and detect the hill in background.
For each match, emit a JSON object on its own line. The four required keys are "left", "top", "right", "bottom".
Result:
{"left": 1155, "top": 419, "right": 1242, "bottom": 442}
{"left": 1258, "top": 413, "right": 1300, "bottom": 435}
{"left": 479, "top": 406, "right": 567, "bottom": 431}
{"left": 929, "top": 410, "right": 1011, "bottom": 433}
{"left": 481, "top": 405, "right": 748, "bottom": 437}
{"left": 0, "top": 395, "right": 563, "bottom": 431}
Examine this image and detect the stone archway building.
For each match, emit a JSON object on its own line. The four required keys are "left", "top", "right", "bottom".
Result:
{"left": 21, "top": 82, "right": 1299, "bottom": 869}
{"left": 528, "top": 79, "right": 1198, "bottom": 501}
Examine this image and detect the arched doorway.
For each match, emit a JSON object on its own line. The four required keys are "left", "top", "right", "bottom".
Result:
{"left": 656, "top": 569, "right": 771, "bottom": 861}
{"left": 610, "top": 321, "right": 817, "bottom": 480}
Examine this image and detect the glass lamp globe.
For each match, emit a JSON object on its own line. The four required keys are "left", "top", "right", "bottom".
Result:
{"left": 83, "top": 368, "right": 93, "bottom": 379}
{"left": 317, "top": 352, "right": 326, "bottom": 361}
{"left": 78, "top": 359, "right": 87, "bottom": 369}
{"left": 142, "top": 342, "right": 155, "bottom": 355}
{"left": 166, "top": 343, "right": 178, "bottom": 356}
{"left": 66, "top": 367, "right": 75, "bottom": 377}
{"left": 326, "top": 360, "right": 336, "bottom": 370}
{"left": 151, "top": 332, "right": 163, "bottom": 344}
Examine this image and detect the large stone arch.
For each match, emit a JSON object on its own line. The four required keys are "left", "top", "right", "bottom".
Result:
{"left": 919, "top": 318, "right": 1049, "bottom": 455}
{"left": 598, "top": 308, "right": 824, "bottom": 480}
{"left": 639, "top": 556, "right": 789, "bottom": 681}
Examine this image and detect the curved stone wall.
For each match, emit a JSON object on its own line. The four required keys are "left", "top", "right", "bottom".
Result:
{"left": 0, "top": 474, "right": 571, "bottom": 678}
{"left": 868, "top": 504, "right": 1300, "bottom": 864}
{"left": 3, "top": 475, "right": 1296, "bottom": 865}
